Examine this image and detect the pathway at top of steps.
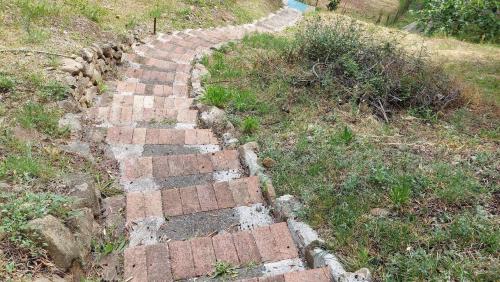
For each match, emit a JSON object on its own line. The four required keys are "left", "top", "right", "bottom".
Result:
{"left": 89, "top": 3, "right": 331, "bottom": 281}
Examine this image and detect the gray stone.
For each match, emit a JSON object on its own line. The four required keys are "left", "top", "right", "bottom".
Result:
{"left": 62, "top": 141, "right": 94, "bottom": 161}
{"left": 113, "top": 50, "right": 123, "bottom": 60}
{"left": 287, "top": 219, "right": 323, "bottom": 252}
{"left": 84, "top": 86, "right": 98, "bottom": 104}
{"left": 66, "top": 174, "right": 100, "bottom": 216}
{"left": 222, "top": 132, "right": 239, "bottom": 148}
{"left": 60, "top": 58, "right": 83, "bottom": 75}
{"left": 309, "top": 247, "right": 346, "bottom": 280}
{"left": 59, "top": 113, "right": 82, "bottom": 133}
{"left": 68, "top": 208, "right": 95, "bottom": 258}
{"left": 200, "top": 106, "right": 225, "bottom": 128}
{"left": 27, "top": 215, "right": 79, "bottom": 270}
{"left": 238, "top": 142, "right": 263, "bottom": 176}
{"left": 63, "top": 75, "right": 77, "bottom": 88}
{"left": 275, "top": 195, "right": 302, "bottom": 220}
{"left": 403, "top": 22, "right": 421, "bottom": 33}
{"left": 339, "top": 268, "right": 372, "bottom": 282}
{"left": 91, "top": 43, "right": 104, "bottom": 59}
{"left": 102, "top": 44, "right": 115, "bottom": 58}
{"left": 128, "top": 217, "right": 165, "bottom": 246}
{"left": 80, "top": 48, "right": 95, "bottom": 63}
{"left": 57, "top": 99, "right": 80, "bottom": 113}
{"left": 262, "top": 258, "right": 305, "bottom": 277}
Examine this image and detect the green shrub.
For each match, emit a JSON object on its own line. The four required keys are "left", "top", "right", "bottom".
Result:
{"left": 71, "top": 0, "right": 107, "bottom": 23}
{"left": 416, "top": 0, "right": 499, "bottom": 43}
{"left": 0, "top": 74, "right": 15, "bottom": 93}
{"left": 202, "top": 86, "right": 232, "bottom": 108}
{"left": 242, "top": 116, "right": 259, "bottom": 133}
{"left": 327, "top": 0, "right": 341, "bottom": 10}
{"left": 16, "top": 101, "right": 68, "bottom": 137}
{"left": 38, "top": 80, "right": 69, "bottom": 102}
{"left": 292, "top": 18, "right": 460, "bottom": 120}
{"left": 17, "top": 0, "right": 60, "bottom": 34}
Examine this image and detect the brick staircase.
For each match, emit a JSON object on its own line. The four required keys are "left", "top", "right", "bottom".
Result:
{"left": 92, "top": 6, "right": 332, "bottom": 282}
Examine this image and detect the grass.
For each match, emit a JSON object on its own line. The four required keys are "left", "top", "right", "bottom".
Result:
{"left": 202, "top": 17, "right": 499, "bottom": 280}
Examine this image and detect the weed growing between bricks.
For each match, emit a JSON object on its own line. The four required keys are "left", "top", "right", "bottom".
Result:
{"left": 201, "top": 18, "right": 499, "bottom": 280}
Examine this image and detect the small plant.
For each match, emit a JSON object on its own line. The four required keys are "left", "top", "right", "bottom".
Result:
{"left": 389, "top": 176, "right": 412, "bottom": 207}
{"left": 211, "top": 261, "right": 238, "bottom": 278}
{"left": 17, "top": 0, "right": 60, "bottom": 34}
{"left": 16, "top": 101, "right": 68, "bottom": 137}
{"left": 242, "top": 116, "right": 259, "bottom": 134}
{"left": 71, "top": 0, "right": 107, "bottom": 23}
{"left": 330, "top": 126, "right": 354, "bottom": 145}
{"left": 38, "top": 80, "right": 69, "bottom": 102}
{"left": 0, "top": 74, "right": 15, "bottom": 93}
{"left": 202, "top": 86, "right": 232, "bottom": 108}
{"left": 327, "top": 0, "right": 341, "bottom": 10}
{"left": 93, "top": 235, "right": 127, "bottom": 257}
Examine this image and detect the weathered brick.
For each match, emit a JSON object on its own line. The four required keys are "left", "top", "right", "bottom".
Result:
{"left": 191, "top": 237, "right": 216, "bottom": 276}
{"left": 124, "top": 246, "right": 148, "bottom": 282}
{"left": 246, "top": 176, "right": 263, "bottom": 204}
{"left": 119, "top": 127, "right": 134, "bottom": 144}
{"left": 230, "top": 180, "right": 251, "bottom": 206}
{"left": 168, "top": 240, "right": 195, "bottom": 280}
{"left": 146, "top": 128, "right": 160, "bottom": 144}
{"left": 211, "top": 150, "right": 240, "bottom": 171}
{"left": 168, "top": 155, "right": 184, "bottom": 177}
{"left": 123, "top": 157, "right": 153, "bottom": 180}
{"left": 283, "top": 267, "right": 331, "bottom": 282}
{"left": 132, "top": 128, "right": 147, "bottom": 144}
{"left": 146, "top": 243, "right": 173, "bottom": 282}
{"left": 152, "top": 156, "right": 170, "bottom": 178}
{"left": 196, "top": 184, "right": 218, "bottom": 212}
{"left": 259, "top": 274, "right": 285, "bottom": 282}
{"left": 162, "top": 188, "right": 183, "bottom": 217}
{"left": 106, "top": 127, "right": 121, "bottom": 143}
{"left": 143, "top": 190, "right": 163, "bottom": 218}
{"left": 180, "top": 186, "right": 201, "bottom": 214}
{"left": 233, "top": 230, "right": 261, "bottom": 265}
{"left": 196, "top": 154, "right": 214, "bottom": 174}
{"left": 213, "top": 182, "right": 235, "bottom": 209}
{"left": 270, "top": 222, "right": 298, "bottom": 260}
{"left": 126, "top": 192, "right": 145, "bottom": 224}
{"left": 251, "top": 225, "right": 279, "bottom": 262}
{"left": 184, "top": 129, "right": 197, "bottom": 145}
{"left": 212, "top": 232, "right": 240, "bottom": 265}
{"left": 182, "top": 154, "right": 198, "bottom": 175}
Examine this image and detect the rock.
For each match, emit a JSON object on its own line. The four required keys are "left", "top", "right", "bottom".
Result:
{"left": 339, "top": 268, "right": 372, "bottom": 282}
{"left": 113, "top": 50, "right": 122, "bottom": 60}
{"left": 84, "top": 86, "right": 98, "bottom": 104}
{"left": 27, "top": 215, "right": 79, "bottom": 270}
{"left": 80, "top": 48, "right": 95, "bottom": 63}
{"left": 63, "top": 75, "right": 77, "bottom": 88}
{"left": 102, "top": 44, "right": 115, "bottom": 58}
{"left": 222, "top": 132, "right": 239, "bottom": 148}
{"left": 91, "top": 68, "right": 102, "bottom": 84}
{"left": 288, "top": 219, "right": 324, "bottom": 252}
{"left": 309, "top": 247, "right": 346, "bottom": 280}
{"left": 61, "top": 141, "right": 94, "bottom": 161}
{"left": 238, "top": 142, "right": 263, "bottom": 176}
{"left": 60, "top": 59, "right": 83, "bottom": 75}
{"left": 59, "top": 113, "right": 82, "bottom": 133}
{"left": 200, "top": 106, "right": 226, "bottom": 128}
{"left": 403, "top": 21, "right": 421, "bottom": 33}
{"left": 65, "top": 173, "right": 100, "bottom": 216}
{"left": 67, "top": 208, "right": 95, "bottom": 258}
{"left": 275, "top": 195, "right": 303, "bottom": 220}
{"left": 57, "top": 99, "right": 80, "bottom": 113}
{"left": 97, "top": 59, "right": 107, "bottom": 73}
{"left": 262, "top": 157, "right": 276, "bottom": 169}
{"left": 91, "top": 43, "right": 103, "bottom": 59}
{"left": 33, "top": 274, "right": 69, "bottom": 282}
{"left": 370, "top": 208, "right": 390, "bottom": 217}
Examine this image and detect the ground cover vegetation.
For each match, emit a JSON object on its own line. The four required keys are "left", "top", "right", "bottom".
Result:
{"left": 201, "top": 14, "right": 499, "bottom": 280}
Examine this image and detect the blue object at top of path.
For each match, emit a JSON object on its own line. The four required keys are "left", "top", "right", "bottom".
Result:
{"left": 288, "top": 0, "right": 310, "bottom": 12}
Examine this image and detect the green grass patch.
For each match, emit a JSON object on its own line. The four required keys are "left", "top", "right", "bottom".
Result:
{"left": 202, "top": 26, "right": 499, "bottom": 280}
{"left": 16, "top": 101, "right": 68, "bottom": 137}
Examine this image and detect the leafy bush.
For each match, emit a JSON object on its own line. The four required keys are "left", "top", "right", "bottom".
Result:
{"left": 202, "top": 85, "right": 232, "bottom": 108}
{"left": 327, "top": 0, "right": 341, "bottom": 10}
{"left": 242, "top": 116, "right": 259, "bottom": 133}
{"left": 416, "top": 0, "right": 499, "bottom": 43}
{"left": 38, "top": 80, "right": 69, "bottom": 102}
{"left": 291, "top": 18, "right": 460, "bottom": 120}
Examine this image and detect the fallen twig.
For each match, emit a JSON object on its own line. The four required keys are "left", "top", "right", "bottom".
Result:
{"left": 0, "top": 48, "right": 73, "bottom": 58}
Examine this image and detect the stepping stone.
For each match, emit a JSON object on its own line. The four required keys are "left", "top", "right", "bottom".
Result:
{"left": 124, "top": 222, "right": 299, "bottom": 281}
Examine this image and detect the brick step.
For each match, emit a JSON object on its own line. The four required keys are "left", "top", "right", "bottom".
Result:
{"left": 106, "top": 127, "right": 218, "bottom": 145}
{"left": 89, "top": 105, "right": 197, "bottom": 126}
{"left": 103, "top": 95, "right": 193, "bottom": 110}
{"left": 123, "top": 53, "right": 191, "bottom": 73}
{"left": 135, "top": 44, "right": 196, "bottom": 64}
{"left": 238, "top": 267, "right": 332, "bottom": 282}
{"left": 122, "top": 150, "right": 240, "bottom": 181}
{"left": 126, "top": 176, "right": 263, "bottom": 224}
{"left": 122, "top": 67, "right": 189, "bottom": 86}
{"left": 112, "top": 81, "right": 188, "bottom": 97}
{"left": 124, "top": 222, "right": 299, "bottom": 281}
